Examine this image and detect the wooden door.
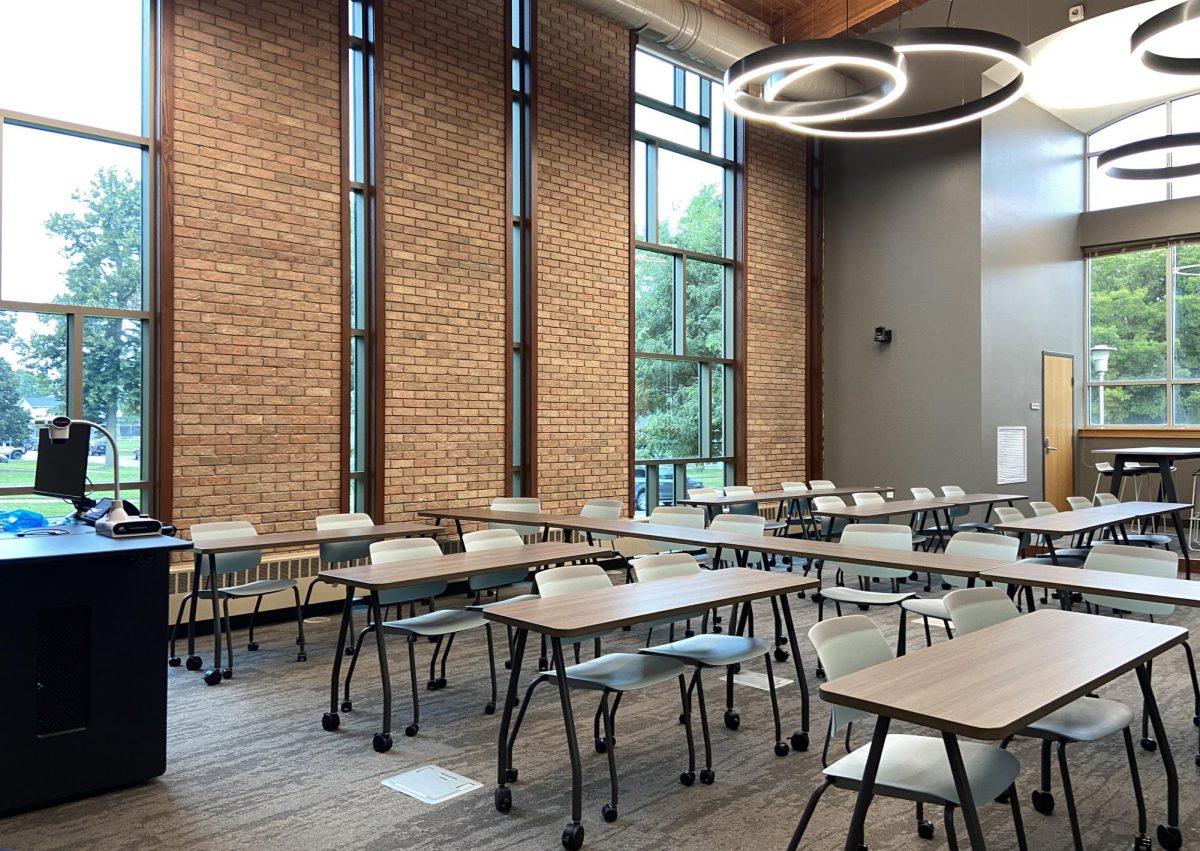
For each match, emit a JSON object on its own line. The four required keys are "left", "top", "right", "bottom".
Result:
{"left": 1042, "top": 353, "right": 1075, "bottom": 510}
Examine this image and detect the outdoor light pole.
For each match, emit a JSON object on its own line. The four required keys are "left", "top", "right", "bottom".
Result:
{"left": 1091, "top": 344, "right": 1116, "bottom": 424}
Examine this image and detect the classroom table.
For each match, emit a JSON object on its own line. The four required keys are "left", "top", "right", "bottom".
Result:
{"left": 819, "top": 608, "right": 1188, "bottom": 851}
{"left": 482, "top": 568, "right": 819, "bottom": 850}
{"left": 1096, "top": 446, "right": 1200, "bottom": 562}
{"left": 677, "top": 485, "right": 891, "bottom": 523}
{"left": 991, "top": 501, "right": 1192, "bottom": 577}
{"left": 185, "top": 521, "right": 441, "bottom": 686}
{"left": 316, "top": 540, "right": 606, "bottom": 752}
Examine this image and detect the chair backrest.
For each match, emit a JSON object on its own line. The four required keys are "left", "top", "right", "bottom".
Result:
{"left": 707, "top": 513, "right": 766, "bottom": 565}
{"left": 911, "top": 486, "right": 937, "bottom": 500}
{"left": 941, "top": 532, "right": 1020, "bottom": 589}
{"left": 536, "top": 563, "right": 612, "bottom": 597}
{"left": 190, "top": 521, "right": 262, "bottom": 576}
{"left": 940, "top": 485, "right": 970, "bottom": 519}
{"left": 808, "top": 615, "right": 892, "bottom": 733}
{"left": 463, "top": 527, "right": 528, "bottom": 591}
{"left": 315, "top": 512, "right": 376, "bottom": 566}
{"left": 941, "top": 485, "right": 966, "bottom": 498}
{"left": 1082, "top": 544, "right": 1178, "bottom": 616}
{"left": 489, "top": 496, "right": 542, "bottom": 538}
{"left": 722, "top": 485, "right": 764, "bottom": 517}
{"left": 808, "top": 480, "right": 836, "bottom": 490}
{"left": 1066, "top": 496, "right": 1093, "bottom": 511}
{"left": 852, "top": 492, "right": 885, "bottom": 506}
{"left": 369, "top": 538, "right": 448, "bottom": 604}
{"left": 1094, "top": 492, "right": 1120, "bottom": 506}
{"left": 993, "top": 506, "right": 1025, "bottom": 524}
{"left": 942, "top": 587, "right": 1019, "bottom": 635}
{"left": 633, "top": 552, "right": 702, "bottom": 583}
{"left": 833, "top": 524, "right": 914, "bottom": 580}
{"left": 687, "top": 487, "right": 720, "bottom": 499}
{"left": 580, "top": 498, "right": 621, "bottom": 519}
{"left": 723, "top": 486, "right": 754, "bottom": 496}
{"left": 781, "top": 481, "right": 808, "bottom": 493}
{"left": 812, "top": 495, "right": 846, "bottom": 511}
{"left": 645, "top": 505, "right": 707, "bottom": 552}
{"left": 1096, "top": 461, "right": 1113, "bottom": 473}
{"left": 1030, "top": 501, "right": 1058, "bottom": 516}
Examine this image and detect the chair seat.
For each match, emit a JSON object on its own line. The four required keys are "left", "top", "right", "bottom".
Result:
{"left": 381, "top": 608, "right": 486, "bottom": 636}
{"left": 1019, "top": 556, "right": 1085, "bottom": 568}
{"left": 1023, "top": 696, "right": 1134, "bottom": 742}
{"left": 645, "top": 610, "right": 708, "bottom": 630}
{"left": 469, "top": 593, "right": 539, "bottom": 611}
{"left": 216, "top": 578, "right": 298, "bottom": 598}
{"left": 764, "top": 520, "right": 787, "bottom": 532}
{"left": 899, "top": 597, "right": 950, "bottom": 621}
{"left": 640, "top": 634, "right": 769, "bottom": 667}
{"left": 550, "top": 652, "right": 686, "bottom": 691}
{"left": 957, "top": 522, "right": 994, "bottom": 533}
{"left": 826, "top": 734, "right": 1020, "bottom": 806}
{"left": 1122, "top": 534, "right": 1172, "bottom": 547}
{"left": 821, "top": 587, "right": 916, "bottom": 606}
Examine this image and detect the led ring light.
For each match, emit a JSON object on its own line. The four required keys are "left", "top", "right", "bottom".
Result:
{"left": 1131, "top": 0, "right": 1200, "bottom": 75}
{"left": 781, "top": 28, "right": 1032, "bottom": 139}
{"left": 1096, "top": 133, "right": 1200, "bottom": 180}
{"left": 724, "top": 38, "right": 909, "bottom": 125}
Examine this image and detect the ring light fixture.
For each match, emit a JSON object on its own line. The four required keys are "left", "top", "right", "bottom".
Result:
{"left": 1096, "top": 132, "right": 1200, "bottom": 180}
{"left": 1131, "top": 0, "right": 1200, "bottom": 76}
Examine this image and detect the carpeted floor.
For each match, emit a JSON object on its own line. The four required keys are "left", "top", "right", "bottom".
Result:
{"left": 4, "top": 567, "right": 1200, "bottom": 851}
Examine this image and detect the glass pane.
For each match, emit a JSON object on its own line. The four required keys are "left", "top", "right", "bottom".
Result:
{"left": 635, "top": 249, "right": 674, "bottom": 354}
{"left": 711, "top": 85, "right": 727, "bottom": 159}
{"left": 1088, "top": 154, "right": 1169, "bottom": 211}
{"left": 1088, "top": 104, "right": 1167, "bottom": 154}
{"left": 635, "top": 104, "right": 700, "bottom": 149}
{"left": 1088, "top": 384, "right": 1166, "bottom": 426}
{"left": 635, "top": 51, "right": 675, "bottom": 104}
{"left": 512, "top": 225, "right": 523, "bottom": 340}
{"left": 655, "top": 464, "right": 676, "bottom": 507}
{"left": 349, "top": 336, "right": 366, "bottom": 473}
{"left": 1175, "top": 385, "right": 1200, "bottom": 425}
{"left": 350, "top": 0, "right": 364, "bottom": 38}
{"left": 687, "top": 462, "right": 724, "bottom": 490}
{"left": 1173, "top": 92, "right": 1200, "bottom": 134}
{"left": 711, "top": 365, "right": 726, "bottom": 457}
{"left": 633, "top": 463, "right": 649, "bottom": 514}
{"left": 0, "top": 311, "right": 63, "bottom": 493}
{"left": 1174, "top": 243, "right": 1200, "bottom": 379}
{"left": 0, "top": 1, "right": 144, "bottom": 134}
{"left": 657, "top": 149, "right": 725, "bottom": 256}
{"left": 634, "top": 141, "right": 647, "bottom": 242}
{"left": 634, "top": 358, "right": 700, "bottom": 460}
{"left": 512, "top": 350, "right": 522, "bottom": 464}
{"left": 81, "top": 317, "right": 144, "bottom": 485}
{"left": 350, "top": 190, "right": 366, "bottom": 329}
{"left": 685, "top": 259, "right": 725, "bottom": 356}
{"left": 685, "top": 72, "right": 701, "bottom": 114}
{"left": 1088, "top": 250, "right": 1167, "bottom": 380}
{"left": 350, "top": 49, "right": 366, "bottom": 183}
{"left": 2, "top": 126, "right": 144, "bottom": 309}
{"left": 512, "top": 100, "right": 523, "bottom": 214}
{"left": 1169, "top": 142, "right": 1200, "bottom": 201}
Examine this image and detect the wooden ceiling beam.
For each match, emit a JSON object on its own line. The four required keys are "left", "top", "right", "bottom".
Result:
{"left": 772, "top": 0, "right": 924, "bottom": 42}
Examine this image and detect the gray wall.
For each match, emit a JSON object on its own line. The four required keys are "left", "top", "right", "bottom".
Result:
{"left": 1080, "top": 195, "right": 1200, "bottom": 249}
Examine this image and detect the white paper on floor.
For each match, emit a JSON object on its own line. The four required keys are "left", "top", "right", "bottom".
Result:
{"left": 381, "top": 765, "right": 482, "bottom": 804}
{"left": 718, "top": 670, "right": 793, "bottom": 691}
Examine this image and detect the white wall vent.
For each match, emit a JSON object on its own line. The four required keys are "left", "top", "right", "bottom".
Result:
{"left": 996, "top": 426, "right": 1027, "bottom": 485}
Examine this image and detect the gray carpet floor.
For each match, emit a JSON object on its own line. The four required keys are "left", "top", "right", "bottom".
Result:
{"left": 4, "top": 567, "right": 1200, "bottom": 851}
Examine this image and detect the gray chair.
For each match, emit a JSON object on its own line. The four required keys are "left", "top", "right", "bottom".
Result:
{"left": 303, "top": 512, "right": 377, "bottom": 655}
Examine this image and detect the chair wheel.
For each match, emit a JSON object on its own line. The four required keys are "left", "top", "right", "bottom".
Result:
{"left": 1032, "top": 789, "right": 1054, "bottom": 815}
{"left": 602, "top": 803, "right": 618, "bottom": 823}
{"left": 247, "top": 642, "right": 259, "bottom": 651}
{"left": 595, "top": 737, "right": 608, "bottom": 754}
{"left": 221, "top": 669, "right": 233, "bottom": 680}
{"left": 724, "top": 711, "right": 740, "bottom": 730}
{"left": 1193, "top": 715, "right": 1198, "bottom": 727}
{"left": 918, "top": 820, "right": 934, "bottom": 840}
{"left": 562, "top": 822, "right": 585, "bottom": 850}
{"left": 1158, "top": 824, "right": 1183, "bottom": 851}
{"left": 1194, "top": 753, "right": 1199, "bottom": 767}
{"left": 699, "top": 768, "right": 715, "bottom": 785}
{"left": 538, "top": 658, "right": 549, "bottom": 672}
{"left": 790, "top": 732, "right": 810, "bottom": 752}
{"left": 685, "top": 630, "right": 695, "bottom": 638}
{"left": 1141, "top": 737, "right": 1158, "bottom": 752}
{"left": 203, "top": 669, "right": 222, "bottom": 686}
{"left": 168, "top": 656, "right": 181, "bottom": 667}
{"left": 815, "top": 666, "right": 825, "bottom": 679}
{"left": 484, "top": 702, "right": 496, "bottom": 715}
{"left": 185, "top": 655, "right": 203, "bottom": 671}
{"left": 774, "top": 647, "right": 789, "bottom": 663}
{"left": 344, "top": 646, "right": 356, "bottom": 656}
{"left": 731, "top": 663, "right": 741, "bottom": 674}
{"left": 679, "top": 713, "right": 687, "bottom": 725}
{"left": 341, "top": 700, "right": 353, "bottom": 712}
{"left": 856, "top": 603, "right": 869, "bottom": 611}
{"left": 373, "top": 732, "right": 393, "bottom": 752}
{"left": 296, "top": 653, "right": 307, "bottom": 662}
{"left": 506, "top": 768, "right": 519, "bottom": 782}
{"left": 321, "top": 712, "right": 340, "bottom": 731}
{"left": 437, "top": 676, "right": 447, "bottom": 688}
{"left": 941, "top": 582, "right": 952, "bottom": 591}
{"left": 427, "top": 680, "right": 438, "bottom": 691}
{"left": 1136, "top": 835, "right": 1153, "bottom": 851}
{"left": 679, "top": 770, "right": 695, "bottom": 786}
{"left": 504, "top": 659, "right": 512, "bottom": 670}
{"left": 774, "top": 742, "right": 789, "bottom": 757}
{"left": 405, "top": 725, "right": 419, "bottom": 738}
{"left": 495, "top": 787, "right": 512, "bottom": 813}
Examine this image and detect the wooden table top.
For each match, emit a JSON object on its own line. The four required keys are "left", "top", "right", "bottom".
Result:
{"left": 482, "top": 567, "right": 818, "bottom": 637}
{"left": 317, "top": 541, "right": 606, "bottom": 591}
{"left": 981, "top": 563, "right": 1200, "bottom": 606}
{"left": 811, "top": 497, "right": 955, "bottom": 520}
{"left": 819, "top": 608, "right": 1188, "bottom": 739}
{"left": 992, "top": 502, "right": 1191, "bottom": 536}
{"left": 192, "top": 521, "right": 441, "bottom": 555}
{"left": 950, "top": 493, "right": 1029, "bottom": 507}
{"left": 678, "top": 485, "right": 890, "bottom": 507}
{"left": 1093, "top": 447, "right": 1200, "bottom": 459}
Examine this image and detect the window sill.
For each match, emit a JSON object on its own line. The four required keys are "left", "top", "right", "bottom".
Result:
{"left": 1078, "top": 428, "right": 1200, "bottom": 439}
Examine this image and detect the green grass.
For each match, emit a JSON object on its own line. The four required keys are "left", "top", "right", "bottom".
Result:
{"left": 0, "top": 438, "right": 145, "bottom": 520}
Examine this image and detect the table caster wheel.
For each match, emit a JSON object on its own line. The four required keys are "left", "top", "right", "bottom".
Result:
{"left": 815, "top": 667, "right": 825, "bottom": 679}
{"left": 791, "top": 732, "right": 810, "bottom": 752}
{"left": 595, "top": 737, "right": 608, "bottom": 754}
{"left": 373, "top": 732, "right": 393, "bottom": 753}
{"left": 941, "top": 582, "right": 952, "bottom": 591}
{"left": 1032, "top": 789, "right": 1054, "bottom": 815}
{"left": 699, "top": 768, "right": 715, "bottom": 785}
{"left": 484, "top": 702, "right": 496, "bottom": 715}
{"left": 427, "top": 680, "right": 438, "bottom": 691}
{"left": 562, "top": 822, "right": 584, "bottom": 850}
{"left": 506, "top": 768, "right": 519, "bottom": 782}
{"left": 203, "top": 669, "right": 222, "bottom": 686}
{"left": 1135, "top": 835, "right": 1152, "bottom": 851}
{"left": 405, "top": 725, "right": 419, "bottom": 738}
{"left": 168, "top": 656, "right": 181, "bottom": 667}
{"left": 221, "top": 669, "right": 233, "bottom": 680}
{"left": 296, "top": 653, "right": 307, "bottom": 662}
{"left": 322, "top": 712, "right": 340, "bottom": 731}
{"left": 918, "top": 820, "right": 935, "bottom": 840}
{"left": 504, "top": 659, "right": 512, "bottom": 670}
{"left": 341, "top": 700, "right": 353, "bottom": 712}
{"left": 679, "top": 713, "right": 687, "bottom": 725}
{"left": 724, "top": 711, "right": 740, "bottom": 730}
{"left": 344, "top": 646, "right": 355, "bottom": 656}
{"left": 1158, "top": 824, "right": 1183, "bottom": 850}
{"left": 186, "top": 656, "right": 203, "bottom": 671}
{"left": 602, "top": 803, "right": 618, "bottom": 823}
{"left": 495, "top": 787, "right": 512, "bottom": 813}
{"left": 774, "top": 648, "right": 789, "bottom": 663}
{"left": 680, "top": 770, "right": 695, "bottom": 786}
{"left": 1141, "top": 737, "right": 1158, "bottom": 752}
{"left": 247, "top": 642, "right": 259, "bottom": 651}
{"left": 774, "top": 742, "right": 789, "bottom": 757}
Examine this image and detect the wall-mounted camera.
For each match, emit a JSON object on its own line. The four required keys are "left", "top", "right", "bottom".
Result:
{"left": 47, "top": 415, "right": 73, "bottom": 443}
{"left": 873, "top": 326, "right": 893, "bottom": 344}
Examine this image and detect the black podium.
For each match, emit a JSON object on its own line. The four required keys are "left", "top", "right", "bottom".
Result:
{"left": 0, "top": 528, "right": 191, "bottom": 815}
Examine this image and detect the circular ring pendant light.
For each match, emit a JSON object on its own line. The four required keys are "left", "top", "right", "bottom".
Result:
{"left": 1096, "top": 132, "right": 1200, "bottom": 180}
{"left": 724, "top": 38, "right": 909, "bottom": 125}
{"left": 780, "top": 28, "right": 1032, "bottom": 139}
{"left": 1131, "top": 0, "right": 1200, "bottom": 75}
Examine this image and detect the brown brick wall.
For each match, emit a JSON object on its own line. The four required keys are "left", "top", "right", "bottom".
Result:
{"left": 171, "top": 0, "right": 342, "bottom": 534}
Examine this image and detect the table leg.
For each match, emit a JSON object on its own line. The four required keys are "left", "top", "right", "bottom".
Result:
{"left": 1134, "top": 662, "right": 1181, "bottom": 850}
{"left": 1154, "top": 461, "right": 1193, "bottom": 577}
{"left": 204, "top": 553, "right": 224, "bottom": 686}
{"left": 494, "top": 627, "right": 528, "bottom": 813}
{"left": 369, "top": 591, "right": 394, "bottom": 753}
{"left": 844, "top": 715, "right": 890, "bottom": 851}
{"left": 1110, "top": 459, "right": 1127, "bottom": 497}
{"left": 778, "top": 594, "right": 810, "bottom": 751}
{"left": 323, "top": 587, "right": 355, "bottom": 731}
{"left": 454, "top": 519, "right": 465, "bottom": 548}
{"left": 943, "top": 731, "right": 987, "bottom": 850}
{"left": 550, "top": 637, "right": 585, "bottom": 849}
{"left": 1024, "top": 585, "right": 1037, "bottom": 612}
{"left": 186, "top": 552, "right": 201, "bottom": 665}
{"left": 1045, "top": 536, "right": 1059, "bottom": 565}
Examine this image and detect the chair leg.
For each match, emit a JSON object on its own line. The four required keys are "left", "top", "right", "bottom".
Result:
{"left": 342, "top": 625, "right": 374, "bottom": 708}
{"left": 922, "top": 615, "right": 932, "bottom": 648}
{"left": 405, "top": 635, "right": 421, "bottom": 737}
{"left": 1122, "top": 727, "right": 1149, "bottom": 846}
{"left": 943, "top": 806, "right": 959, "bottom": 851}
{"left": 168, "top": 593, "right": 193, "bottom": 663}
{"left": 599, "top": 690, "right": 620, "bottom": 822}
{"left": 246, "top": 594, "right": 263, "bottom": 651}
{"left": 427, "top": 636, "right": 444, "bottom": 689}
{"left": 506, "top": 675, "right": 549, "bottom": 775}
{"left": 1056, "top": 740, "right": 1085, "bottom": 851}
{"left": 291, "top": 586, "right": 306, "bottom": 660}
{"left": 762, "top": 652, "right": 786, "bottom": 755}
{"left": 220, "top": 596, "right": 235, "bottom": 677}
{"left": 677, "top": 673, "right": 697, "bottom": 782}
{"left": 1009, "top": 782, "right": 1029, "bottom": 851}
{"left": 484, "top": 624, "right": 499, "bottom": 714}
{"left": 784, "top": 778, "right": 833, "bottom": 851}
{"left": 690, "top": 669, "right": 714, "bottom": 777}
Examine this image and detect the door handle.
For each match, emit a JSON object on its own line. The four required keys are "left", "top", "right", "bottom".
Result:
{"left": 1043, "top": 436, "right": 1058, "bottom": 453}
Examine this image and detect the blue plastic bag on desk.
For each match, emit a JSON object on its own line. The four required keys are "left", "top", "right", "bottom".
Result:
{"left": 0, "top": 509, "right": 47, "bottom": 531}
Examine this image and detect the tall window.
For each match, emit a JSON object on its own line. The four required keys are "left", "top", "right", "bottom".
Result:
{"left": 0, "top": 1, "right": 152, "bottom": 516}
{"left": 632, "top": 49, "right": 738, "bottom": 513}
{"left": 1088, "top": 93, "right": 1200, "bottom": 211}
{"left": 346, "top": 0, "right": 377, "bottom": 513}
{"left": 1087, "top": 241, "right": 1200, "bottom": 425}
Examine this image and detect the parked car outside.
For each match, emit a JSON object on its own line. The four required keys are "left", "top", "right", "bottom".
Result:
{"left": 633, "top": 466, "right": 705, "bottom": 513}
